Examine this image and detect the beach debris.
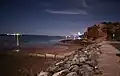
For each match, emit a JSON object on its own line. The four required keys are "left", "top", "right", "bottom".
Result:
{"left": 38, "top": 43, "right": 102, "bottom": 76}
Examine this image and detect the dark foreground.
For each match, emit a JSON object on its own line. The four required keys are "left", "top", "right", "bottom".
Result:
{"left": 0, "top": 52, "right": 60, "bottom": 76}
{"left": 0, "top": 45, "right": 64, "bottom": 76}
{"left": 0, "top": 44, "right": 81, "bottom": 76}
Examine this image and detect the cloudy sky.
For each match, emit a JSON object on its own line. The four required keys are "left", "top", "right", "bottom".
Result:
{"left": 0, "top": 0, "right": 120, "bottom": 36}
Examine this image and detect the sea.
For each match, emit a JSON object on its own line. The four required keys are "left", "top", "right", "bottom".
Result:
{"left": 0, "top": 34, "right": 65, "bottom": 51}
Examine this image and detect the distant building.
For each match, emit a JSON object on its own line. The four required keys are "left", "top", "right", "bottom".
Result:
{"left": 66, "top": 32, "right": 82, "bottom": 40}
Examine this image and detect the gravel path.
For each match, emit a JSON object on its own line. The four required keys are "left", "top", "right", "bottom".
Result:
{"left": 98, "top": 41, "right": 120, "bottom": 76}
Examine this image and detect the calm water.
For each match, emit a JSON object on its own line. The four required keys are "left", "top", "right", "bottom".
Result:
{"left": 0, "top": 35, "right": 64, "bottom": 51}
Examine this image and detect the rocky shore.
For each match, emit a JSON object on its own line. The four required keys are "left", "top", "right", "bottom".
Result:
{"left": 37, "top": 22, "right": 120, "bottom": 76}
{"left": 38, "top": 42, "right": 102, "bottom": 76}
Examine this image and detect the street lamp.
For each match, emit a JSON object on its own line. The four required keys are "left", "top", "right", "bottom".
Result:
{"left": 113, "top": 33, "right": 115, "bottom": 40}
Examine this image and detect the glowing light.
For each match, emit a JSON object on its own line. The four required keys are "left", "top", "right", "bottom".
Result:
{"left": 7, "top": 34, "right": 9, "bottom": 35}
{"left": 16, "top": 33, "right": 20, "bottom": 35}
{"left": 6, "top": 33, "right": 22, "bottom": 36}
{"left": 15, "top": 49, "right": 19, "bottom": 52}
{"left": 78, "top": 32, "right": 82, "bottom": 35}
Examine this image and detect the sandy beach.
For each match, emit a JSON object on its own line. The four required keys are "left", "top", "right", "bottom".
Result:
{"left": 0, "top": 44, "right": 82, "bottom": 76}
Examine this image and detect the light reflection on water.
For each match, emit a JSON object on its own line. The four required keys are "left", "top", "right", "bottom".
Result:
{"left": 0, "top": 35, "right": 64, "bottom": 51}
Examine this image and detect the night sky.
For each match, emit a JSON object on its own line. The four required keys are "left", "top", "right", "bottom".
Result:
{"left": 0, "top": 0, "right": 120, "bottom": 36}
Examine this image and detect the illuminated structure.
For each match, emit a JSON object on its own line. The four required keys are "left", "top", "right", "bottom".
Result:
{"left": 66, "top": 32, "right": 82, "bottom": 40}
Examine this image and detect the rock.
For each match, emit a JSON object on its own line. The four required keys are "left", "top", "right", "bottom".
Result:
{"left": 46, "top": 66, "right": 59, "bottom": 73}
{"left": 69, "top": 65, "right": 79, "bottom": 72}
{"left": 57, "top": 67, "right": 65, "bottom": 72}
{"left": 66, "top": 72, "right": 78, "bottom": 76}
{"left": 64, "top": 60, "right": 72, "bottom": 68}
{"left": 39, "top": 43, "right": 102, "bottom": 76}
{"left": 72, "top": 55, "right": 80, "bottom": 65}
{"left": 85, "top": 60, "right": 98, "bottom": 67}
{"left": 66, "top": 60, "right": 71, "bottom": 65}
{"left": 79, "top": 65, "right": 93, "bottom": 76}
{"left": 67, "top": 55, "right": 74, "bottom": 61}
{"left": 38, "top": 71, "right": 48, "bottom": 76}
{"left": 79, "top": 57, "right": 86, "bottom": 62}
{"left": 64, "top": 63, "right": 71, "bottom": 68}
{"left": 64, "top": 57, "right": 69, "bottom": 62}
{"left": 84, "top": 51, "right": 88, "bottom": 53}
{"left": 94, "top": 68, "right": 102, "bottom": 74}
{"left": 55, "top": 61, "right": 64, "bottom": 66}
{"left": 84, "top": 65, "right": 93, "bottom": 72}
{"left": 52, "top": 69, "right": 69, "bottom": 76}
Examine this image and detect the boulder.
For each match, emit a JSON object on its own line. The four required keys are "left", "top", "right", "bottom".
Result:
{"left": 79, "top": 57, "right": 87, "bottom": 63}
{"left": 64, "top": 63, "right": 71, "bottom": 69}
{"left": 46, "top": 66, "right": 59, "bottom": 73}
{"left": 79, "top": 65, "right": 93, "bottom": 76}
{"left": 55, "top": 61, "right": 64, "bottom": 66}
{"left": 85, "top": 60, "right": 98, "bottom": 67}
{"left": 71, "top": 55, "right": 80, "bottom": 65}
{"left": 52, "top": 69, "right": 69, "bottom": 76}
{"left": 38, "top": 71, "right": 48, "bottom": 76}
{"left": 69, "top": 65, "right": 79, "bottom": 72}
{"left": 66, "top": 72, "right": 78, "bottom": 76}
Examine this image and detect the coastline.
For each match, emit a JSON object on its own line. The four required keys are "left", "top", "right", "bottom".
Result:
{"left": 1, "top": 39, "right": 120, "bottom": 76}
{"left": 38, "top": 40, "right": 102, "bottom": 76}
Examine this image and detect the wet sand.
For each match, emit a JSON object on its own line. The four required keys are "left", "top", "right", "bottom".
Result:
{"left": 0, "top": 44, "right": 82, "bottom": 76}
{"left": 0, "top": 53, "right": 57, "bottom": 76}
